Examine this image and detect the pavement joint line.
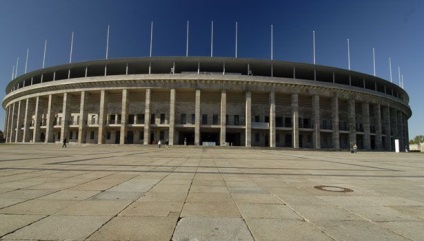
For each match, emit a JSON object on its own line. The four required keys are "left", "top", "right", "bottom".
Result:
{"left": 84, "top": 155, "right": 181, "bottom": 240}
{"left": 0, "top": 214, "right": 49, "bottom": 239}
{"left": 261, "top": 184, "right": 339, "bottom": 241}
{"left": 169, "top": 156, "right": 198, "bottom": 240}
{"left": 261, "top": 150, "right": 401, "bottom": 172}
{"left": 221, "top": 161, "right": 257, "bottom": 240}
{"left": 3, "top": 167, "right": 423, "bottom": 178}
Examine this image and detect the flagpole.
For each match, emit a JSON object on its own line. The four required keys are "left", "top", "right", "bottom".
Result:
{"left": 211, "top": 21, "right": 214, "bottom": 57}
{"left": 235, "top": 22, "right": 238, "bottom": 58}
{"left": 69, "top": 32, "right": 74, "bottom": 63}
{"left": 401, "top": 75, "right": 404, "bottom": 88}
{"left": 389, "top": 57, "right": 392, "bottom": 82}
{"left": 313, "top": 31, "right": 316, "bottom": 64}
{"left": 372, "top": 48, "right": 376, "bottom": 76}
{"left": 42, "top": 40, "right": 47, "bottom": 68}
{"left": 25, "top": 48, "right": 29, "bottom": 74}
{"left": 347, "top": 39, "right": 350, "bottom": 70}
{"left": 15, "top": 57, "right": 19, "bottom": 77}
{"left": 398, "top": 67, "right": 401, "bottom": 86}
{"left": 271, "top": 24, "right": 273, "bottom": 60}
{"left": 186, "top": 20, "right": 189, "bottom": 57}
{"left": 150, "top": 21, "right": 153, "bottom": 57}
{"left": 106, "top": 26, "right": 110, "bottom": 59}
{"left": 11, "top": 65, "right": 15, "bottom": 80}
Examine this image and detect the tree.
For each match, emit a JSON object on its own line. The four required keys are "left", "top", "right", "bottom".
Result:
{"left": 0, "top": 130, "right": 4, "bottom": 143}
{"left": 409, "top": 135, "right": 424, "bottom": 144}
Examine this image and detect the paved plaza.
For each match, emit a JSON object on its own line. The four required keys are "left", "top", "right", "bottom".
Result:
{"left": 0, "top": 144, "right": 423, "bottom": 241}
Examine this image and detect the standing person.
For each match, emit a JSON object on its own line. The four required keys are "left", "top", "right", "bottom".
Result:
{"left": 353, "top": 143, "right": 357, "bottom": 153}
{"left": 158, "top": 140, "right": 161, "bottom": 148}
{"left": 62, "top": 138, "right": 67, "bottom": 148}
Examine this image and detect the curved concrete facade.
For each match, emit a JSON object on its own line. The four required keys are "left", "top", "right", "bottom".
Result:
{"left": 2, "top": 57, "right": 411, "bottom": 150}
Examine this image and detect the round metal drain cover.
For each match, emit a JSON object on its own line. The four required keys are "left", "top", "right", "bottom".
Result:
{"left": 314, "top": 185, "right": 353, "bottom": 192}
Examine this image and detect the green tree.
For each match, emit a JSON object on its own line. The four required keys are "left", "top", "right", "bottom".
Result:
{"left": 0, "top": 130, "right": 4, "bottom": 143}
{"left": 409, "top": 135, "right": 424, "bottom": 144}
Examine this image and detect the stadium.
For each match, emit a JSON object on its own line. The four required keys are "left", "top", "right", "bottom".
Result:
{"left": 2, "top": 56, "right": 411, "bottom": 150}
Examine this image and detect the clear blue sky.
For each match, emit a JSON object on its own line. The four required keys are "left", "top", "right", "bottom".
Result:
{"left": 1, "top": 0, "right": 423, "bottom": 138}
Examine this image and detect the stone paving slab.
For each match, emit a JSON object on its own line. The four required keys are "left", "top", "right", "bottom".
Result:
{"left": 3, "top": 215, "right": 111, "bottom": 240}
{"left": 0, "top": 214, "right": 45, "bottom": 237}
{"left": 1, "top": 144, "right": 424, "bottom": 240}
{"left": 87, "top": 216, "right": 178, "bottom": 241}
{"left": 172, "top": 217, "right": 254, "bottom": 241}
{"left": 90, "top": 190, "right": 144, "bottom": 201}
{"left": 238, "top": 203, "right": 303, "bottom": 219}
{"left": 316, "top": 220, "right": 410, "bottom": 241}
{"left": 246, "top": 219, "right": 334, "bottom": 241}
{"left": 55, "top": 200, "right": 132, "bottom": 216}
{"left": 120, "top": 201, "right": 184, "bottom": 217}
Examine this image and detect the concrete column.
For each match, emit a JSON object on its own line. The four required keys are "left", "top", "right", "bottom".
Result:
{"left": 398, "top": 110, "right": 404, "bottom": 151}
{"left": 269, "top": 91, "right": 276, "bottom": 148}
{"left": 9, "top": 102, "right": 16, "bottom": 142}
{"left": 312, "top": 95, "right": 320, "bottom": 149}
{"left": 291, "top": 93, "right": 299, "bottom": 148}
{"left": 331, "top": 96, "right": 340, "bottom": 149}
{"left": 143, "top": 88, "right": 151, "bottom": 145}
{"left": 169, "top": 89, "right": 175, "bottom": 145}
{"left": 362, "top": 101, "right": 371, "bottom": 150}
{"left": 78, "top": 91, "right": 87, "bottom": 144}
{"left": 4, "top": 105, "right": 10, "bottom": 142}
{"left": 23, "top": 98, "right": 31, "bottom": 142}
{"left": 33, "top": 97, "right": 41, "bottom": 143}
{"left": 374, "top": 103, "right": 382, "bottom": 150}
{"left": 220, "top": 90, "right": 227, "bottom": 146}
{"left": 60, "top": 93, "right": 70, "bottom": 143}
{"left": 383, "top": 105, "right": 391, "bottom": 151}
{"left": 45, "top": 95, "right": 54, "bottom": 143}
{"left": 98, "top": 90, "right": 107, "bottom": 144}
{"left": 405, "top": 114, "right": 409, "bottom": 151}
{"left": 392, "top": 108, "right": 398, "bottom": 150}
{"left": 15, "top": 100, "right": 23, "bottom": 143}
{"left": 245, "top": 91, "right": 251, "bottom": 147}
{"left": 195, "top": 89, "right": 201, "bottom": 146}
{"left": 120, "top": 89, "right": 128, "bottom": 144}
{"left": 348, "top": 98, "right": 356, "bottom": 147}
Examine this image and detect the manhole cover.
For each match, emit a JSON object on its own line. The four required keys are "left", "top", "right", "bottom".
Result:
{"left": 314, "top": 185, "right": 353, "bottom": 192}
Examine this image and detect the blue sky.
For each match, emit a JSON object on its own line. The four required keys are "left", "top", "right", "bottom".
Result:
{"left": 1, "top": 0, "right": 423, "bottom": 138}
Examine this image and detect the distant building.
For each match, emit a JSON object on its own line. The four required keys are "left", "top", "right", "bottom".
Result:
{"left": 2, "top": 57, "right": 411, "bottom": 150}
{"left": 409, "top": 143, "right": 424, "bottom": 152}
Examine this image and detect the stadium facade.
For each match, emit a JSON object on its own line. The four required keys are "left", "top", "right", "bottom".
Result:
{"left": 2, "top": 57, "right": 411, "bottom": 150}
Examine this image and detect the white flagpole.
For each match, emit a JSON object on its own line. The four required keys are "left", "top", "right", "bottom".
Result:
{"left": 11, "top": 65, "right": 15, "bottom": 80}
{"left": 347, "top": 39, "right": 351, "bottom": 70}
{"left": 186, "top": 20, "right": 189, "bottom": 57}
{"left": 235, "top": 22, "right": 238, "bottom": 58}
{"left": 398, "top": 67, "right": 401, "bottom": 86}
{"left": 211, "top": 21, "right": 214, "bottom": 57}
{"left": 15, "top": 57, "right": 19, "bottom": 78}
{"left": 106, "top": 25, "right": 110, "bottom": 59}
{"left": 69, "top": 32, "right": 74, "bottom": 63}
{"left": 271, "top": 24, "right": 273, "bottom": 60}
{"left": 150, "top": 21, "right": 153, "bottom": 57}
{"left": 389, "top": 57, "right": 392, "bottom": 82}
{"left": 313, "top": 31, "right": 316, "bottom": 64}
{"left": 42, "top": 40, "right": 47, "bottom": 68}
{"left": 401, "top": 75, "right": 404, "bottom": 88}
{"left": 372, "top": 47, "right": 376, "bottom": 76}
{"left": 25, "top": 48, "right": 29, "bottom": 74}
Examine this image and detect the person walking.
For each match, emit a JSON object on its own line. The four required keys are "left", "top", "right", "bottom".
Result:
{"left": 62, "top": 138, "right": 67, "bottom": 148}
{"left": 158, "top": 140, "right": 161, "bottom": 148}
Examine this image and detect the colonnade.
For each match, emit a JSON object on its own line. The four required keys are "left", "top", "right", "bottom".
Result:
{"left": 3, "top": 88, "right": 409, "bottom": 151}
